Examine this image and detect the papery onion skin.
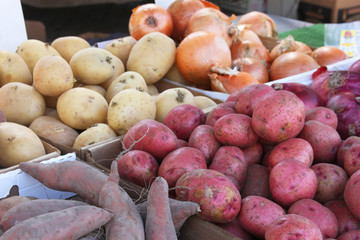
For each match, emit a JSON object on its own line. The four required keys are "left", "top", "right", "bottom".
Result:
{"left": 232, "top": 57, "right": 269, "bottom": 83}
{"left": 236, "top": 11, "right": 278, "bottom": 38}
{"left": 270, "top": 35, "right": 312, "bottom": 63}
{"left": 311, "top": 46, "right": 348, "bottom": 66}
{"left": 270, "top": 52, "right": 319, "bottom": 81}
{"left": 234, "top": 24, "right": 263, "bottom": 44}
{"left": 326, "top": 91, "right": 360, "bottom": 139}
{"left": 176, "top": 31, "right": 232, "bottom": 89}
{"left": 129, "top": 3, "right": 173, "bottom": 40}
{"left": 271, "top": 82, "right": 322, "bottom": 111}
{"left": 230, "top": 40, "right": 271, "bottom": 67}
{"left": 349, "top": 59, "right": 360, "bottom": 73}
{"left": 209, "top": 71, "right": 259, "bottom": 94}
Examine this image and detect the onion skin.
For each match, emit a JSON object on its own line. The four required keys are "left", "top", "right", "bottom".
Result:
{"left": 232, "top": 57, "right": 269, "bottom": 83}
{"left": 270, "top": 35, "right": 312, "bottom": 63}
{"left": 236, "top": 11, "right": 278, "bottom": 38}
{"left": 311, "top": 46, "right": 348, "bottom": 66}
{"left": 230, "top": 40, "right": 271, "bottom": 67}
{"left": 326, "top": 91, "right": 360, "bottom": 139}
{"left": 271, "top": 82, "right": 322, "bottom": 111}
{"left": 349, "top": 59, "right": 360, "bottom": 73}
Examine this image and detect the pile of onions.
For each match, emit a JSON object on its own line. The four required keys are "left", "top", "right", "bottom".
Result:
{"left": 232, "top": 57, "right": 269, "bottom": 83}
{"left": 230, "top": 40, "right": 271, "bottom": 66}
{"left": 270, "top": 51, "right": 319, "bottom": 81}
{"left": 184, "top": 7, "right": 237, "bottom": 47}
{"left": 270, "top": 35, "right": 312, "bottom": 62}
{"left": 233, "top": 24, "right": 263, "bottom": 44}
{"left": 349, "top": 58, "right": 360, "bottom": 73}
{"left": 311, "top": 46, "right": 348, "bottom": 66}
{"left": 236, "top": 11, "right": 278, "bottom": 38}
{"left": 176, "top": 31, "right": 232, "bottom": 89}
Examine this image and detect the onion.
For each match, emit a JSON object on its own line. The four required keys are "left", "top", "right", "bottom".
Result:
{"left": 326, "top": 91, "right": 360, "bottom": 139}
{"left": 349, "top": 59, "right": 360, "bottom": 73}
{"left": 233, "top": 24, "right": 263, "bottom": 44}
{"left": 270, "top": 52, "right": 320, "bottom": 81}
{"left": 270, "top": 35, "right": 312, "bottom": 62}
{"left": 271, "top": 82, "right": 322, "bottom": 111}
{"left": 232, "top": 57, "right": 269, "bottom": 83}
{"left": 311, "top": 66, "right": 360, "bottom": 104}
{"left": 311, "top": 46, "right": 348, "bottom": 66}
{"left": 230, "top": 40, "right": 271, "bottom": 67}
{"left": 185, "top": 7, "right": 237, "bottom": 47}
{"left": 176, "top": 31, "right": 232, "bottom": 89}
{"left": 236, "top": 11, "right": 278, "bottom": 38}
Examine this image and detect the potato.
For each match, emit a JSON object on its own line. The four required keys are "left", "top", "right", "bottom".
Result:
{"left": 70, "top": 47, "right": 124, "bottom": 85}
{"left": 241, "top": 164, "right": 271, "bottom": 199}
{"left": 43, "top": 95, "right": 59, "bottom": 109}
{"left": 0, "top": 122, "right": 46, "bottom": 168}
{"left": 175, "top": 169, "right": 241, "bottom": 223}
{"left": 305, "top": 106, "right": 338, "bottom": 129}
{"left": 337, "top": 136, "right": 360, "bottom": 168}
{"left": 33, "top": 55, "right": 74, "bottom": 97}
{"left": 344, "top": 169, "right": 360, "bottom": 221}
{"left": 0, "top": 50, "right": 32, "bottom": 87}
{"left": 29, "top": 115, "right": 79, "bottom": 147}
{"left": 193, "top": 96, "right": 217, "bottom": 110}
{"left": 72, "top": 123, "right": 117, "bottom": 150}
{"left": 104, "top": 36, "right": 137, "bottom": 65}
{"left": 0, "top": 82, "right": 46, "bottom": 126}
{"left": 57, "top": 87, "right": 108, "bottom": 130}
{"left": 146, "top": 84, "right": 159, "bottom": 96}
{"left": 242, "top": 142, "right": 263, "bottom": 165}
{"left": 107, "top": 89, "right": 156, "bottom": 135}
{"left": 343, "top": 144, "right": 360, "bottom": 176}
{"left": 164, "top": 62, "right": 196, "bottom": 87}
{"left": 238, "top": 196, "right": 286, "bottom": 239}
{"left": 205, "top": 102, "right": 236, "bottom": 127}
{"left": 155, "top": 87, "right": 194, "bottom": 123}
{"left": 51, "top": 36, "right": 91, "bottom": 62}
{"left": 81, "top": 85, "right": 106, "bottom": 98}
{"left": 337, "top": 230, "right": 360, "bottom": 240}
{"left": 126, "top": 32, "right": 176, "bottom": 85}
{"left": 288, "top": 199, "right": 339, "bottom": 238}
{"left": 216, "top": 218, "right": 253, "bottom": 240}
{"left": 16, "top": 39, "right": 61, "bottom": 73}
{"left": 105, "top": 71, "right": 148, "bottom": 103}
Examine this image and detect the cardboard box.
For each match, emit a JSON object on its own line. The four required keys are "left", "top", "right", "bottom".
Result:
{"left": 84, "top": 137, "right": 242, "bottom": 240}
{"left": 298, "top": 0, "right": 360, "bottom": 23}
{"left": 210, "top": 0, "right": 266, "bottom": 14}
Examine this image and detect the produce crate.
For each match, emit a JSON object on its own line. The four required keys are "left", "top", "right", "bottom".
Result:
{"left": 83, "top": 137, "right": 242, "bottom": 240}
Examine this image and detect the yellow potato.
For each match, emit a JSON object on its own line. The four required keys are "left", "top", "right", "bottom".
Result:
{"left": 126, "top": 32, "right": 176, "bottom": 85}
{"left": 72, "top": 123, "right": 117, "bottom": 150}
{"left": 82, "top": 85, "right": 107, "bottom": 98}
{"left": 193, "top": 96, "right": 217, "bottom": 110}
{"left": 147, "top": 84, "right": 159, "bottom": 96}
{"left": 70, "top": 48, "right": 124, "bottom": 85}
{"left": 0, "top": 122, "right": 46, "bottom": 168}
{"left": 107, "top": 89, "right": 156, "bottom": 135}
{"left": 99, "top": 61, "right": 126, "bottom": 90}
{"left": 155, "top": 87, "right": 195, "bottom": 122}
{"left": 0, "top": 50, "right": 32, "bottom": 87}
{"left": 16, "top": 39, "right": 61, "bottom": 73}
{"left": 0, "top": 82, "right": 46, "bottom": 126}
{"left": 29, "top": 115, "right": 79, "bottom": 147}
{"left": 57, "top": 87, "right": 108, "bottom": 130}
{"left": 43, "top": 95, "right": 59, "bottom": 109}
{"left": 105, "top": 36, "right": 137, "bottom": 65}
{"left": 51, "top": 36, "right": 91, "bottom": 62}
{"left": 33, "top": 55, "right": 74, "bottom": 97}
{"left": 105, "top": 71, "right": 148, "bottom": 103}
{"left": 164, "top": 62, "right": 196, "bottom": 87}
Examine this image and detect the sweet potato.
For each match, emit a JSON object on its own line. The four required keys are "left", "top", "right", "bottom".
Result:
{"left": 145, "top": 176, "right": 177, "bottom": 240}
{"left": 136, "top": 198, "right": 200, "bottom": 233}
{"left": 99, "top": 161, "right": 145, "bottom": 240}
{"left": 19, "top": 160, "right": 108, "bottom": 205}
{"left": 0, "top": 196, "right": 31, "bottom": 220}
{"left": 0, "top": 205, "right": 112, "bottom": 239}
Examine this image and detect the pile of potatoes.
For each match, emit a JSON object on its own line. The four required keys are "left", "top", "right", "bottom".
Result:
{"left": 0, "top": 33, "right": 217, "bottom": 168}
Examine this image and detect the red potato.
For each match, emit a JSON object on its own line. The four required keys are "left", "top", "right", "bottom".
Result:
{"left": 337, "top": 230, "right": 360, "bottom": 240}
{"left": 241, "top": 142, "right": 263, "bottom": 165}
{"left": 269, "top": 159, "right": 317, "bottom": 208}
{"left": 233, "top": 83, "right": 275, "bottom": 117}
{"left": 264, "top": 214, "right": 323, "bottom": 240}
{"left": 252, "top": 89, "right": 306, "bottom": 144}
{"left": 343, "top": 144, "right": 360, "bottom": 176}
{"left": 19, "top": 160, "right": 108, "bottom": 205}
{"left": 311, "top": 163, "right": 348, "bottom": 203}
{"left": 324, "top": 200, "right": 360, "bottom": 235}
{"left": 240, "top": 164, "right": 271, "bottom": 199}
{"left": 337, "top": 136, "right": 360, "bottom": 168}
{"left": 163, "top": 104, "right": 206, "bottom": 141}
{"left": 116, "top": 150, "right": 159, "bottom": 188}
{"left": 1, "top": 199, "right": 88, "bottom": 231}
{"left": 176, "top": 139, "right": 188, "bottom": 149}
{"left": 158, "top": 146, "right": 207, "bottom": 189}
{"left": 0, "top": 205, "right": 112, "bottom": 240}
{"left": 305, "top": 106, "right": 338, "bottom": 129}
{"left": 238, "top": 195, "right": 286, "bottom": 239}
{"left": 0, "top": 196, "right": 31, "bottom": 220}
{"left": 122, "top": 119, "right": 178, "bottom": 161}
{"left": 136, "top": 198, "right": 200, "bottom": 233}
{"left": 208, "top": 146, "right": 247, "bottom": 191}
{"left": 99, "top": 161, "right": 145, "bottom": 240}
{"left": 216, "top": 217, "right": 254, "bottom": 240}
{"left": 213, "top": 113, "right": 258, "bottom": 148}
{"left": 298, "top": 120, "right": 341, "bottom": 164}
{"left": 145, "top": 176, "right": 177, "bottom": 240}
{"left": 288, "top": 198, "right": 339, "bottom": 238}
{"left": 205, "top": 102, "right": 236, "bottom": 127}
{"left": 344, "top": 169, "right": 360, "bottom": 221}
{"left": 175, "top": 169, "right": 241, "bottom": 223}
{"left": 267, "top": 137, "right": 314, "bottom": 170}
{"left": 188, "top": 124, "right": 222, "bottom": 165}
